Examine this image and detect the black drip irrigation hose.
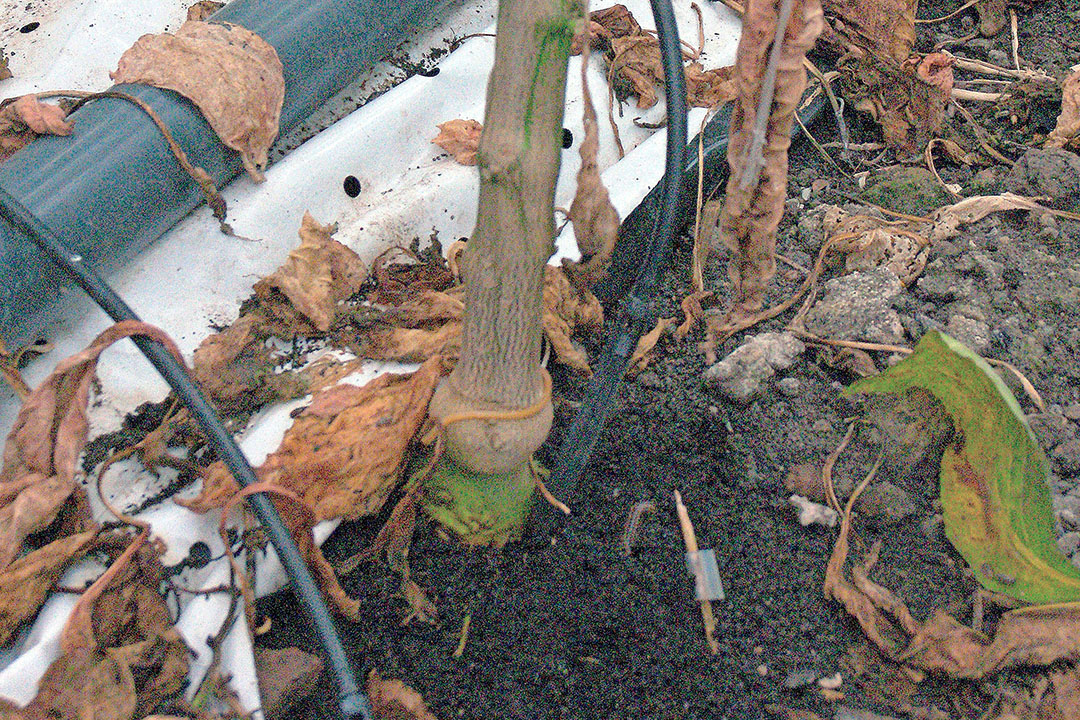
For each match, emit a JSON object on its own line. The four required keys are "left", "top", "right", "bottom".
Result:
{"left": 535, "top": 0, "right": 689, "bottom": 538}
{"left": 536, "top": 15, "right": 830, "bottom": 537}
{"left": 0, "top": 188, "right": 372, "bottom": 720}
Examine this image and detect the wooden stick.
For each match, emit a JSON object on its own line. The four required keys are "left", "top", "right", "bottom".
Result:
{"left": 674, "top": 490, "right": 720, "bottom": 654}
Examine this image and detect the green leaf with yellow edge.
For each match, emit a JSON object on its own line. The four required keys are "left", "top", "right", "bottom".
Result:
{"left": 845, "top": 330, "right": 1080, "bottom": 604}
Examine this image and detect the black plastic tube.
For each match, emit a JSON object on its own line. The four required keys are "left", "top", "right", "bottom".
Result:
{"left": 0, "top": 187, "right": 372, "bottom": 718}
{"left": 538, "top": 0, "right": 688, "bottom": 529}
{"left": 0, "top": 0, "right": 444, "bottom": 347}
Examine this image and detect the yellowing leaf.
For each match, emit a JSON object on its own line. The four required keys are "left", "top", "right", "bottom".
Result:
{"left": 112, "top": 21, "right": 284, "bottom": 180}
{"left": 846, "top": 330, "right": 1080, "bottom": 604}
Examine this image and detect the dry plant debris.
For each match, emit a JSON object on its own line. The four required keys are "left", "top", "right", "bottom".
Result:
{"left": 367, "top": 669, "right": 439, "bottom": 720}
{"left": 185, "top": 0, "right": 225, "bottom": 21}
{"left": 181, "top": 356, "right": 445, "bottom": 521}
{"left": 111, "top": 20, "right": 284, "bottom": 181}
{"left": 432, "top": 119, "right": 482, "bottom": 165}
{"left": 0, "top": 95, "right": 74, "bottom": 162}
{"left": 0, "top": 48, "right": 11, "bottom": 81}
{"left": 0, "top": 322, "right": 183, "bottom": 570}
{"left": 253, "top": 212, "right": 367, "bottom": 333}
{"left": 715, "top": 0, "right": 824, "bottom": 319}
{"left": 563, "top": 34, "right": 621, "bottom": 291}
{"left": 16, "top": 531, "right": 190, "bottom": 720}
{"left": 1045, "top": 66, "right": 1080, "bottom": 150}
{"left": 578, "top": 4, "right": 736, "bottom": 109}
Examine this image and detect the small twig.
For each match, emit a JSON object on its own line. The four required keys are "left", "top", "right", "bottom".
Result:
{"left": 822, "top": 422, "right": 859, "bottom": 515}
{"left": 913, "top": 0, "right": 978, "bottom": 24}
{"left": 803, "top": 61, "right": 850, "bottom": 159}
{"left": 452, "top": 614, "right": 472, "bottom": 658}
{"left": 1009, "top": 9, "right": 1020, "bottom": 72}
{"left": 621, "top": 500, "right": 657, "bottom": 556}
{"left": 951, "top": 57, "right": 1053, "bottom": 82}
{"left": 691, "top": 2, "right": 705, "bottom": 60}
{"left": 794, "top": 108, "right": 846, "bottom": 174}
{"left": 951, "top": 88, "right": 1004, "bottom": 102}
{"left": 924, "top": 139, "right": 963, "bottom": 201}
{"left": 691, "top": 113, "right": 710, "bottom": 293}
{"left": 606, "top": 64, "right": 626, "bottom": 159}
{"left": 951, "top": 100, "right": 1015, "bottom": 166}
{"left": 535, "top": 463, "right": 571, "bottom": 515}
{"left": 674, "top": 490, "right": 719, "bottom": 654}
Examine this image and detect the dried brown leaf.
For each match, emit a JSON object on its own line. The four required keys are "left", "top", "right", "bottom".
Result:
{"left": 591, "top": 4, "right": 643, "bottom": 40}
{"left": 915, "top": 52, "right": 954, "bottom": 97}
{"left": 685, "top": 62, "right": 737, "bottom": 108}
{"left": 254, "top": 647, "right": 323, "bottom": 720}
{"left": 610, "top": 35, "right": 665, "bottom": 109}
{"left": 180, "top": 357, "right": 445, "bottom": 520}
{"left": 0, "top": 529, "right": 97, "bottom": 646}
{"left": 0, "top": 49, "right": 11, "bottom": 81}
{"left": 928, "top": 193, "right": 1040, "bottom": 242}
{"left": 0, "top": 322, "right": 183, "bottom": 571}
{"left": 542, "top": 265, "right": 604, "bottom": 375}
{"left": 432, "top": 119, "right": 482, "bottom": 165}
{"left": 629, "top": 317, "right": 676, "bottom": 373}
{"left": 185, "top": 0, "right": 224, "bottom": 21}
{"left": 192, "top": 310, "right": 277, "bottom": 404}
{"left": 0, "top": 95, "right": 74, "bottom": 162}
{"left": 22, "top": 531, "right": 189, "bottom": 720}
{"left": 111, "top": 21, "right": 284, "bottom": 181}
{"left": 565, "top": 38, "right": 621, "bottom": 290}
{"left": 367, "top": 669, "right": 438, "bottom": 720}
{"left": 363, "top": 324, "right": 463, "bottom": 364}
{"left": 719, "top": 0, "right": 824, "bottom": 315}
{"left": 1045, "top": 68, "right": 1080, "bottom": 150}
{"left": 369, "top": 248, "right": 455, "bottom": 306}
{"left": 821, "top": 0, "right": 916, "bottom": 63}
{"left": 254, "top": 212, "right": 367, "bottom": 332}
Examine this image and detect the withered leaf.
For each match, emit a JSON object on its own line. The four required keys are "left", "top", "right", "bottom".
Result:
{"left": 629, "top": 317, "right": 676, "bottom": 374}
{"left": 180, "top": 357, "right": 445, "bottom": 520}
{"left": 185, "top": 0, "right": 224, "bottom": 21}
{"left": 254, "top": 646, "right": 323, "bottom": 720}
{"left": 565, "top": 40, "right": 621, "bottom": 290}
{"left": 0, "top": 529, "right": 97, "bottom": 646}
{"left": 111, "top": 21, "right": 284, "bottom": 181}
{"left": 367, "top": 669, "right": 438, "bottom": 720}
{"left": 610, "top": 35, "right": 665, "bottom": 109}
{"left": 1046, "top": 67, "right": 1080, "bottom": 150}
{"left": 590, "top": 4, "right": 643, "bottom": 41}
{"left": 191, "top": 309, "right": 280, "bottom": 407}
{"left": 915, "top": 52, "right": 954, "bottom": 97}
{"left": 432, "top": 119, "right": 482, "bottom": 165}
{"left": 369, "top": 247, "right": 455, "bottom": 306}
{"left": 22, "top": 531, "right": 189, "bottom": 720}
{"left": 0, "top": 95, "right": 74, "bottom": 163}
{"left": 254, "top": 212, "right": 367, "bottom": 332}
{"left": 719, "top": 0, "right": 824, "bottom": 315}
{"left": 542, "top": 265, "right": 604, "bottom": 375}
{"left": 0, "top": 48, "right": 11, "bottom": 81}
{"left": 928, "top": 193, "right": 1040, "bottom": 242}
{"left": 821, "top": 0, "right": 917, "bottom": 63}
{"left": 685, "top": 62, "right": 737, "bottom": 109}
{"left": 0, "top": 322, "right": 183, "bottom": 571}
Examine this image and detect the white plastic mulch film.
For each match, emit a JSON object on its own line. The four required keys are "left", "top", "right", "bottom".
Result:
{"left": 0, "top": 0, "right": 740, "bottom": 714}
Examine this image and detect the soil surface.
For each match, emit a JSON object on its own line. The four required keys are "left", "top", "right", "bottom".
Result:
{"left": 257, "top": 1, "right": 1080, "bottom": 718}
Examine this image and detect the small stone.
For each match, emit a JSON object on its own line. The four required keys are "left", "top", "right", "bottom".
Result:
{"left": 757, "top": 664, "right": 769, "bottom": 677}
{"left": 1052, "top": 440, "right": 1080, "bottom": 476}
{"left": 804, "top": 268, "right": 906, "bottom": 344}
{"left": 945, "top": 315, "right": 991, "bottom": 354}
{"left": 789, "top": 494, "right": 839, "bottom": 527}
{"left": 1007, "top": 148, "right": 1080, "bottom": 213}
{"left": 854, "top": 482, "right": 917, "bottom": 525}
{"left": 703, "top": 332, "right": 806, "bottom": 402}
{"left": 987, "top": 49, "right": 1009, "bottom": 66}
{"left": 1063, "top": 404, "right": 1080, "bottom": 421}
{"left": 817, "top": 672, "right": 843, "bottom": 690}
{"left": 638, "top": 370, "right": 663, "bottom": 389}
{"left": 1058, "top": 531, "right": 1080, "bottom": 556}
{"left": 777, "top": 377, "right": 801, "bottom": 396}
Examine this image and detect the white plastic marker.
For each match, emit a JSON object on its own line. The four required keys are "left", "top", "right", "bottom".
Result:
{"left": 674, "top": 490, "right": 723, "bottom": 654}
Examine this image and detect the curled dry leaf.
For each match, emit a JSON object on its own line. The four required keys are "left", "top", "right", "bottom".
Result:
{"left": 542, "top": 265, "right": 604, "bottom": 375}
{"left": 0, "top": 529, "right": 97, "bottom": 646}
{"left": 1045, "top": 67, "right": 1080, "bottom": 150}
{"left": 821, "top": 205, "right": 929, "bottom": 284}
{"left": 432, "top": 119, "right": 482, "bottom": 165}
{"left": 192, "top": 309, "right": 283, "bottom": 408}
{"left": 629, "top": 317, "right": 676, "bottom": 374}
{"left": 0, "top": 95, "right": 74, "bottom": 162}
{"left": 564, "top": 36, "right": 621, "bottom": 291}
{"left": 718, "top": 0, "right": 824, "bottom": 317}
{"left": 254, "top": 212, "right": 367, "bottom": 332}
{"left": 610, "top": 34, "right": 666, "bottom": 109}
{"left": 0, "top": 48, "right": 11, "bottom": 81}
{"left": 821, "top": 0, "right": 916, "bottom": 63}
{"left": 0, "top": 321, "right": 183, "bottom": 571}
{"left": 684, "top": 62, "right": 737, "bottom": 109}
{"left": 22, "top": 531, "right": 189, "bottom": 720}
{"left": 111, "top": 21, "right": 284, "bottom": 181}
{"left": 367, "top": 669, "right": 439, "bottom": 720}
{"left": 915, "top": 52, "right": 954, "bottom": 97}
{"left": 927, "top": 193, "right": 1040, "bottom": 242}
{"left": 180, "top": 357, "right": 446, "bottom": 521}
{"left": 369, "top": 247, "right": 455, "bottom": 306}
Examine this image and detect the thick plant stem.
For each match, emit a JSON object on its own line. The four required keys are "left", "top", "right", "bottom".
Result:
{"left": 427, "top": 0, "right": 581, "bottom": 544}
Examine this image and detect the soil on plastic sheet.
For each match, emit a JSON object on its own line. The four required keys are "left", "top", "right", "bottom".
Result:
{"left": 257, "top": 2, "right": 1080, "bottom": 719}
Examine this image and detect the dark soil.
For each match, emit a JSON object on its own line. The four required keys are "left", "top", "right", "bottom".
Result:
{"left": 257, "top": 1, "right": 1080, "bottom": 718}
